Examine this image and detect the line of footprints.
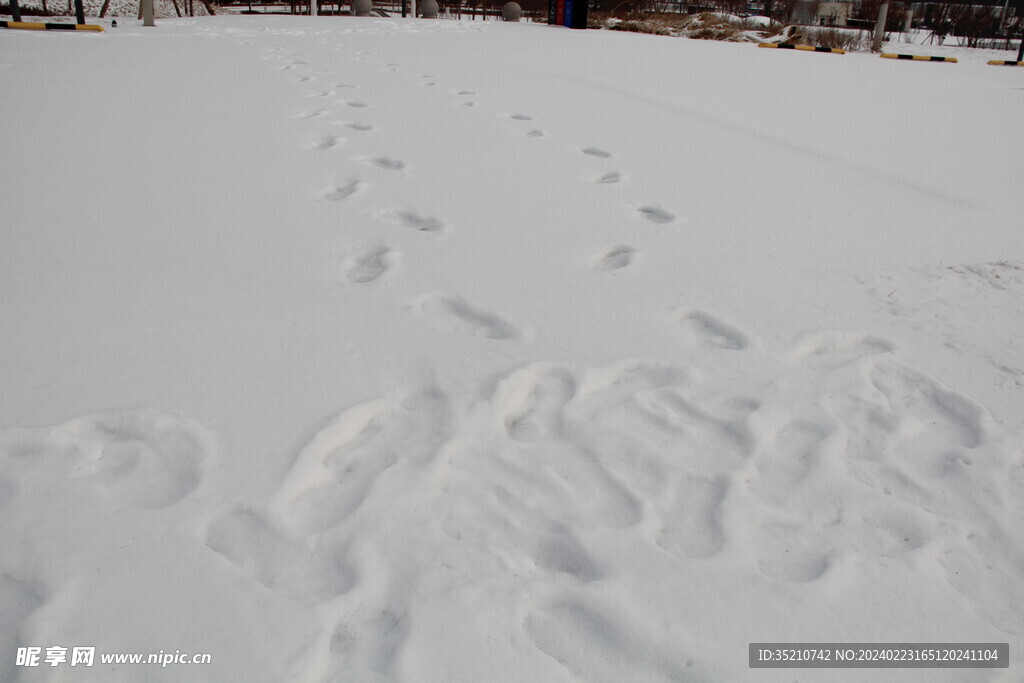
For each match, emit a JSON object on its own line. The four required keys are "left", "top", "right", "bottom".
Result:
{"left": 269, "top": 40, "right": 679, "bottom": 342}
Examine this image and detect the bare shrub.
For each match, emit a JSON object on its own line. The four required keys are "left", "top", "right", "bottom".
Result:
{"left": 802, "top": 26, "right": 871, "bottom": 50}
{"left": 950, "top": 4, "right": 1001, "bottom": 48}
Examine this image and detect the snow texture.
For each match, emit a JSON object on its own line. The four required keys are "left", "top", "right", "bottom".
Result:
{"left": 1, "top": 14, "right": 1023, "bottom": 683}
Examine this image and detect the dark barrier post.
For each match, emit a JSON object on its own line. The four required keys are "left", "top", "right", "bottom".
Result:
{"left": 1018, "top": 30, "right": 1023, "bottom": 62}
{"left": 10, "top": 0, "right": 22, "bottom": 21}
{"left": 548, "top": 0, "right": 585, "bottom": 28}
{"left": 75, "top": 0, "right": 85, "bottom": 24}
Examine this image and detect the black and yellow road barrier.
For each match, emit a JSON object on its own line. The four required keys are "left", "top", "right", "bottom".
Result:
{"left": 987, "top": 60, "right": 1023, "bottom": 66}
{"left": 0, "top": 20, "right": 104, "bottom": 31}
{"left": 758, "top": 42, "right": 846, "bottom": 54}
{"left": 880, "top": 53, "right": 956, "bottom": 63}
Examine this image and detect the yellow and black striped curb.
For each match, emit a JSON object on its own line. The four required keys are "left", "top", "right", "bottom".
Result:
{"left": 880, "top": 53, "right": 957, "bottom": 63}
{"left": 758, "top": 42, "right": 846, "bottom": 54}
{"left": 0, "top": 20, "right": 104, "bottom": 31}
{"left": 987, "top": 60, "right": 1023, "bottom": 66}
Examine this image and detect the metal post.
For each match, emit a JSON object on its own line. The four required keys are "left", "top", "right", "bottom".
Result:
{"left": 10, "top": 0, "right": 22, "bottom": 21}
{"left": 75, "top": 0, "right": 85, "bottom": 23}
{"left": 142, "top": 0, "right": 155, "bottom": 25}
{"left": 401, "top": 0, "right": 406, "bottom": 15}
{"left": 1018, "top": 30, "right": 1023, "bottom": 62}
{"left": 411, "top": 0, "right": 416, "bottom": 15}
{"left": 310, "top": 0, "right": 317, "bottom": 16}
{"left": 872, "top": 1, "right": 889, "bottom": 52}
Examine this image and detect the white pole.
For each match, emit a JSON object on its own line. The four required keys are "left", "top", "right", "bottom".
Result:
{"left": 411, "top": 0, "right": 416, "bottom": 16}
{"left": 872, "top": 1, "right": 888, "bottom": 52}
{"left": 311, "top": 0, "right": 317, "bottom": 16}
{"left": 142, "top": 0, "right": 155, "bottom": 25}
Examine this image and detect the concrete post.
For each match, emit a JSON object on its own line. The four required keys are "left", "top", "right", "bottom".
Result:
{"left": 872, "top": 2, "right": 888, "bottom": 52}
{"left": 142, "top": 0, "right": 155, "bottom": 25}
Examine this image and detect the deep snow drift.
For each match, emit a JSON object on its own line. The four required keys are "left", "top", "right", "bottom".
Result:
{"left": 1, "top": 15, "right": 1023, "bottom": 682}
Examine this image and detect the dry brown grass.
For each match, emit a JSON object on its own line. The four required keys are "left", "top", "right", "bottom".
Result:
{"left": 591, "top": 11, "right": 777, "bottom": 42}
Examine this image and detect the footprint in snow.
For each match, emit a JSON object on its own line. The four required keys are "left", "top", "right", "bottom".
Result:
{"left": 677, "top": 310, "right": 750, "bottom": 351}
{"left": 377, "top": 209, "right": 444, "bottom": 233}
{"left": 789, "top": 330, "right": 894, "bottom": 367}
{"left": 636, "top": 205, "right": 674, "bottom": 224}
{"left": 341, "top": 244, "right": 391, "bottom": 284}
{"left": 581, "top": 147, "right": 611, "bottom": 158}
{"left": 271, "top": 390, "right": 449, "bottom": 535}
{"left": 369, "top": 156, "right": 406, "bottom": 171}
{"left": 344, "top": 100, "right": 370, "bottom": 108}
{"left": 751, "top": 418, "right": 834, "bottom": 515}
{"left": 0, "top": 410, "right": 211, "bottom": 510}
{"left": 206, "top": 510, "right": 354, "bottom": 604}
{"left": 595, "top": 171, "right": 622, "bottom": 184}
{"left": 526, "top": 129, "right": 545, "bottom": 138}
{"left": 291, "top": 109, "right": 330, "bottom": 120}
{"left": 414, "top": 292, "right": 520, "bottom": 340}
{"left": 310, "top": 135, "right": 344, "bottom": 151}
{"left": 341, "top": 121, "right": 375, "bottom": 132}
{"left": 656, "top": 474, "right": 729, "bottom": 559}
{"left": 456, "top": 89, "right": 476, "bottom": 95}
{"left": 755, "top": 521, "right": 832, "bottom": 583}
{"left": 508, "top": 113, "right": 533, "bottom": 121}
{"left": 524, "top": 601, "right": 695, "bottom": 681}
{"left": 533, "top": 526, "right": 603, "bottom": 582}
{"left": 492, "top": 363, "right": 577, "bottom": 441}
{"left": 596, "top": 245, "right": 634, "bottom": 270}
{"left": 319, "top": 180, "right": 362, "bottom": 202}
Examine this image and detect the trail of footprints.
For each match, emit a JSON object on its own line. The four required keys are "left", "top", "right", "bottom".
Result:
{"left": 277, "top": 42, "right": 683, "bottom": 339}
{"left": 500, "top": 114, "right": 677, "bottom": 267}
{"left": 276, "top": 48, "right": 538, "bottom": 342}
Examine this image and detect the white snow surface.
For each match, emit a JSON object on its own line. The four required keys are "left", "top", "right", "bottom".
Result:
{"left": 2, "top": 16, "right": 1023, "bottom": 683}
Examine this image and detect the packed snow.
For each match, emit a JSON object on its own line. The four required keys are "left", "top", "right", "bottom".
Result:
{"left": 1, "top": 14, "right": 1023, "bottom": 682}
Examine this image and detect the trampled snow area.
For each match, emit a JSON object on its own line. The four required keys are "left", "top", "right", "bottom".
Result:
{"left": 2, "top": 15, "right": 1023, "bottom": 682}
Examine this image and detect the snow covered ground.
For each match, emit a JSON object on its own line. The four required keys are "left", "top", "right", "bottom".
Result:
{"left": 1, "top": 15, "right": 1023, "bottom": 682}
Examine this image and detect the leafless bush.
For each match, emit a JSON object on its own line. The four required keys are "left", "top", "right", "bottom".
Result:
{"left": 950, "top": 4, "right": 1001, "bottom": 47}
{"left": 802, "top": 26, "right": 871, "bottom": 50}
